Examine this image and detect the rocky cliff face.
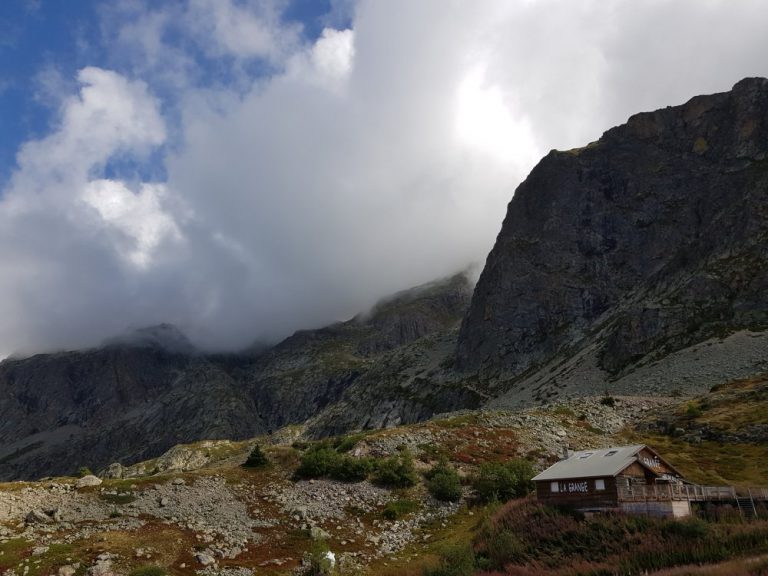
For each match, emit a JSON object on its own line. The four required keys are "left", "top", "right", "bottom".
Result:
{"left": 458, "top": 78, "right": 768, "bottom": 384}
{"left": 0, "top": 345, "right": 262, "bottom": 480}
{"left": 0, "top": 274, "right": 473, "bottom": 480}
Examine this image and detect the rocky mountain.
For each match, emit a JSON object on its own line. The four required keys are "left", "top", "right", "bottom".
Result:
{"left": 5, "top": 78, "right": 768, "bottom": 482}
{"left": 0, "top": 274, "right": 473, "bottom": 481}
{"left": 458, "top": 77, "right": 768, "bottom": 403}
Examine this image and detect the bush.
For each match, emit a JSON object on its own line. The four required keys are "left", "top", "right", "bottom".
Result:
{"left": 330, "top": 456, "right": 373, "bottom": 482}
{"left": 294, "top": 443, "right": 373, "bottom": 482}
{"left": 299, "top": 539, "right": 334, "bottom": 576}
{"left": 242, "top": 445, "right": 270, "bottom": 468}
{"left": 334, "top": 433, "right": 366, "bottom": 453}
{"left": 372, "top": 450, "right": 418, "bottom": 488}
{"left": 295, "top": 445, "right": 339, "bottom": 479}
{"left": 429, "top": 498, "right": 768, "bottom": 576}
{"left": 76, "top": 466, "right": 93, "bottom": 478}
{"left": 426, "top": 460, "right": 462, "bottom": 502}
{"left": 600, "top": 394, "right": 616, "bottom": 407}
{"left": 661, "top": 517, "right": 710, "bottom": 538}
{"left": 382, "top": 498, "right": 419, "bottom": 520}
{"left": 475, "top": 529, "right": 526, "bottom": 571}
{"left": 685, "top": 402, "right": 703, "bottom": 418}
{"left": 472, "top": 459, "right": 535, "bottom": 503}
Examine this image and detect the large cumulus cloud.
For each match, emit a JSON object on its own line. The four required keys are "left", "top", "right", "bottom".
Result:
{"left": 2, "top": 0, "right": 768, "bottom": 357}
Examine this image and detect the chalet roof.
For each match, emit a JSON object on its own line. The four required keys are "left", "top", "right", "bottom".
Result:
{"left": 532, "top": 445, "right": 655, "bottom": 481}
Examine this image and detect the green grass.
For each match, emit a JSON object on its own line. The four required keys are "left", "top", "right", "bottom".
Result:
{"left": 0, "top": 539, "right": 30, "bottom": 569}
{"left": 0, "top": 542, "right": 81, "bottom": 576}
{"left": 551, "top": 405, "right": 576, "bottom": 418}
{"left": 628, "top": 375, "right": 768, "bottom": 486}
{"left": 624, "top": 432, "right": 768, "bottom": 486}
{"left": 383, "top": 499, "right": 420, "bottom": 520}
{"left": 100, "top": 492, "right": 137, "bottom": 505}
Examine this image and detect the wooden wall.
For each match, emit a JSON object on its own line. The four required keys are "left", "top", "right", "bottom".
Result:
{"left": 637, "top": 447, "right": 678, "bottom": 477}
{"left": 536, "top": 476, "right": 618, "bottom": 508}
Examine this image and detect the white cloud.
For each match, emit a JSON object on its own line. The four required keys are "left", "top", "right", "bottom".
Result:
{"left": 0, "top": 67, "right": 173, "bottom": 356}
{"left": 81, "top": 180, "right": 182, "bottom": 269}
{"left": 10, "top": 67, "right": 165, "bottom": 201}
{"left": 187, "top": 0, "right": 302, "bottom": 64}
{"left": 310, "top": 28, "right": 355, "bottom": 82}
{"left": 2, "top": 0, "right": 768, "bottom": 357}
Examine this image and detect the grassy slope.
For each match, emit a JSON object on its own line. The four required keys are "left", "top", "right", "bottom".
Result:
{"left": 627, "top": 375, "right": 768, "bottom": 486}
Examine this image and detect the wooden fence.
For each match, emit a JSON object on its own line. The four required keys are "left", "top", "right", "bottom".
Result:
{"left": 618, "top": 484, "right": 768, "bottom": 503}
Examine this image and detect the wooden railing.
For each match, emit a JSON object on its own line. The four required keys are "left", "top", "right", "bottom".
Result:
{"left": 618, "top": 484, "right": 768, "bottom": 503}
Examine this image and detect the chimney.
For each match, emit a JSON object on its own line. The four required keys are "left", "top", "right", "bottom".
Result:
{"left": 562, "top": 444, "right": 570, "bottom": 460}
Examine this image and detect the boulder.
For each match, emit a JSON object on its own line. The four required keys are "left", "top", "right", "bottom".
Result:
{"left": 100, "top": 463, "right": 125, "bottom": 479}
{"left": 76, "top": 475, "right": 103, "bottom": 488}
{"left": 195, "top": 553, "right": 216, "bottom": 567}
{"left": 25, "top": 509, "right": 54, "bottom": 524}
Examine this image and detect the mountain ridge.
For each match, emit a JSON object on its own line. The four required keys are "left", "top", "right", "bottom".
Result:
{"left": 0, "top": 273, "right": 474, "bottom": 480}
{"left": 5, "top": 78, "right": 768, "bottom": 483}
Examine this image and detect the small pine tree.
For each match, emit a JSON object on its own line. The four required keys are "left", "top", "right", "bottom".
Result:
{"left": 242, "top": 445, "right": 269, "bottom": 468}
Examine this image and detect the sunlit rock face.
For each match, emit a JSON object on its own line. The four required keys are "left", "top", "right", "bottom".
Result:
{"left": 458, "top": 78, "right": 768, "bottom": 378}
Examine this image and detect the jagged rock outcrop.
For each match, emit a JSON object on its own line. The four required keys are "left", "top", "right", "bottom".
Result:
{"left": 243, "top": 273, "right": 478, "bottom": 437}
{"left": 458, "top": 78, "right": 768, "bottom": 384}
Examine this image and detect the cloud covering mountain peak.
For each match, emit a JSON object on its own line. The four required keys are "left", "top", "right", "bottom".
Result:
{"left": 1, "top": 0, "right": 768, "bottom": 358}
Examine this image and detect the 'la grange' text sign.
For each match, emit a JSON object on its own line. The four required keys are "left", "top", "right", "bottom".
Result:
{"left": 557, "top": 481, "right": 588, "bottom": 493}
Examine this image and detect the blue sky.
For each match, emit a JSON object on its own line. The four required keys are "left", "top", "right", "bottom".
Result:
{"left": 0, "top": 1, "right": 95, "bottom": 185}
{"left": 0, "top": 0, "right": 767, "bottom": 358}
{"left": 0, "top": 0, "right": 343, "bottom": 187}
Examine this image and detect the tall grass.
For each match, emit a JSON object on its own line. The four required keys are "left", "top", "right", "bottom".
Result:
{"left": 427, "top": 499, "right": 768, "bottom": 576}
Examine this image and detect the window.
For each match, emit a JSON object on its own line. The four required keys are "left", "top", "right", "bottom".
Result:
{"left": 578, "top": 452, "right": 594, "bottom": 459}
{"left": 604, "top": 450, "right": 618, "bottom": 457}
{"left": 551, "top": 482, "right": 560, "bottom": 493}
{"left": 595, "top": 479, "right": 605, "bottom": 491}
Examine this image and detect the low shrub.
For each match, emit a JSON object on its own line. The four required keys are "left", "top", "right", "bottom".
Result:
{"left": 298, "top": 539, "right": 334, "bottom": 576}
{"left": 242, "top": 445, "right": 270, "bottom": 468}
{"left": 661, "top": 516, "right": 710, "bottom": 538}
{"left": 552, "top": 405, "right": 575, "bottom": 417}
{"left": 427, "top": 499, "right": 768, "bottom": 576}
{"left": 475, "top": 528, "right": 526, "bottom": 571}
{"left": 685, "top": 401, "right": 703, "bottom": 418}
{"left": 372, "top": 450, "right": 418, "bottom": 488}
{"left": 426, "top": 460, "right": 462, "bottom": 502}
{"left": 294, "top": 445, "right": 339, "bottom": 479}
{"left": 423, "top": 543, "right": 475, "bottom": 576}
{"left": 76, "top": 466, "right": 93, "bottom": 478}
{"left": 382, "top": 498, "right": 419, "bottom": 520}
{"left": 294, "top": 443, "right": 372, "bottom": 482}
{"left": 334, "top": 433, "right": 367, "bottom": 453}
{"left": 472, "top": 459, "right": 534, "bottom": 503}
{"left": 600, "top": 395, "right": 616, "bottom": 407}
{"left": 330, "top": 456, "right": 373, "bottom": 482}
